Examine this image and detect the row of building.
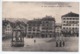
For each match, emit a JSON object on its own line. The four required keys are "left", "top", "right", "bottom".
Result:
{"left": 2, "top": 12, "right": 79, "bottom": 38}
{"left": 27, "top": 16, "right": 55, "bottom": 38}
{"left": 2, "top": 20, "right": 26, "bottom": 39}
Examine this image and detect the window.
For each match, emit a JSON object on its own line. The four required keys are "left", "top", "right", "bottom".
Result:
{"left": 72, "top": 21, "right": 74, "bottom": 23}
{"left": 50, "top": 31, "right": 52, "bottom": 33}
{"left": 33, "top": 29, "right": 35, "bottom": 31}
{"left": 69, "top": 28, "right": 71, "bottom": 30}
{"left": 77, "top": 24, "right": 79, "bottom": 26}
{"left": 46, "top": 21, "right": 48, "bottom": 23}
{"left": 66, "top": 28, "right": 68, "bottom": 29}
{"left": 73, "top": 18, "right": 75, "bottom": 20}
{"left": 63, "top": 27, "right": 65, "bottom": 29}
{"left": 72, "top": 28, "right": 74, "bottom": 29}
{"left": 69, "top": 21, "right": 71, "bottom": 23}
{"left": 67, "top": 21, "right": 68, "bottom": 23}
{"left": 67, "top": 18, "right": 69, "bottom": 20}
{"left": 6, "top": 29, "right": 7, "bottom": 31}
{"left": 68, "top": 24, "right": 71, "bottom": 26}
{"left": 28, "top": 29, "right": 31, "bottom": 31}
{"left": 77, "top": 21, "right": 79, "bottom": 23}
{"left": 37, "top": 29, "right": 40, "bottom": 31}
{"left": 63, "top": 24, "right": 65, "bottom": 26}
{"left": 75, "top": 28, "right": 78, "bottom": 30}
{"left": 63, "top": 21, "right": 65, "bottom": 23}
{"left": 42, "top": 24, "right": 43, "bottom": 26}
{"left": 28, "top": 32, "right": 31, "bottom": 34}
{"left": 63, "top": 18, "right": 65, "bottom": 20}
{"left": 28, "top": 27, "right": 31, "bottom": 29}
{"left": 70, "top": 18, "right": 71, "bottom": 20}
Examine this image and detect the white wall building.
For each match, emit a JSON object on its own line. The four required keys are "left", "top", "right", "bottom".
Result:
{"left": 61, "top": 12, "right": 79, "bottom": 36}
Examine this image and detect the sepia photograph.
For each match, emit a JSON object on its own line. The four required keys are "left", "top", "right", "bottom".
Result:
{"left": 2, "top": 2, "right": 79, "bottom": 52}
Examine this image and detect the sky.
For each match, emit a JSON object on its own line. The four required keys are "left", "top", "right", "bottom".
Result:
{"left": 2, "top": 2, "right": 79, "bottom": 23}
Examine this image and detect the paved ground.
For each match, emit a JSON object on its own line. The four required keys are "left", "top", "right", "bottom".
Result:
{"left": 2, "top": 37, "right": 78, "bottom": 52}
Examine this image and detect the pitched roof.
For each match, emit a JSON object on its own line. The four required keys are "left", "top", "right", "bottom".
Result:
{"left": 2, "top": 20, "right": 12, "bottom": 29}
{"left": 3, "top": 20, "right": 10, "bottom": 26}
{"left": 27, "top": 19, "right": 41, "bottom": 25}
{"left": 41, "top": 16, "right": 55, "bottom": 21}
{"left": 62, "top": 12, "right": 79, "bottom": 17}
{"left": 2, "top": 19, "right": 26, "bottom": 30}
{"left": 27, "top": 16, "right": 55, "bottom": 26}
{"left": 13, "top": 21, "right": 25, "bottom": 29}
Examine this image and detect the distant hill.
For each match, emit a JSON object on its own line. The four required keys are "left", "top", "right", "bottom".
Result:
{"left": 2, "top": 18, "right": 28, "bottom": 23}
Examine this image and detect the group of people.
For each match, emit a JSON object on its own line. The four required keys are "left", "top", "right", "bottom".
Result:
{"left": 56, "top": 34, "right": 65, "bottom": 47}
{"left": 56, "top": 40, "right": 65, "bottom": 47}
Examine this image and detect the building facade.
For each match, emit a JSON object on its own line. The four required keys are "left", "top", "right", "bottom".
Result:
{"left": 2, "top": 20, "right": 26, "bottom": 39}
{"left": 55, "top": 23, "right": 62, "bottom": 36}
{"left": 3, "top": 19, "right": 13, "bottom": 39}
{"left": 41, "top": 16, "right": 55, "bottom": 38}
{"left": 26, "top": 16, "right": 55, "bottom": 38}
{"left": 61, "top": 12, "right": 79, "bottom": 36}
{"left": 26, "top": 19, "right": 41, "bottom": 38}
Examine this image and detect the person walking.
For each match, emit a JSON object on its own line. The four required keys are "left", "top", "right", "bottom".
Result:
{"left": 61, "top": 34, "right": 65, "bottom": 47}
{"left": 34, "top": 39, "right": 36, "bottom": 43}
{"left": 56, "top": 33, "right": 60, "bottom": 47}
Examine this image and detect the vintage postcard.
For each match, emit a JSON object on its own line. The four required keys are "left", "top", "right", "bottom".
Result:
{"left": 2, "top": 2, "right": 79, "bottom": 52}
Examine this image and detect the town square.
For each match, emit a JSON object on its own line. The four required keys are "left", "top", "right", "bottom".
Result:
{"left": 2, "top": 2, "right": 79, "bottom": 52}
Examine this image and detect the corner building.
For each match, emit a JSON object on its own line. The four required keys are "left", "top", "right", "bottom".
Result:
{"left": 61, "top": 12, "right": 79, "bottom": 36}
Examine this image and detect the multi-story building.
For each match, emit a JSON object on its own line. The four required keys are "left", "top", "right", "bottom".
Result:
{"left": 41, "top": 16, "right": 55, "bottom": 38}
{"left": 2, "top": 19, "right": 26, "bottom": 39}
{"left": 61, "top": 12, "right": 79, "bottom": 36}
{"left": 26, "top": 19, "right": 41, "bottom": 38}
{"left": 3, "top": 19, "right": 13, "bottom": 39}
{"left": 26, "top": 16, "right": 55, "bottom": 38}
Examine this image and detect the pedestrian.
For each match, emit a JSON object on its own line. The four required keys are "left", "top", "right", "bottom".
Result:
{"left": 56, "top": 40, "right": 58, "bottom": 47}
{"left": 60, "top": 40, "right": 62, "bottom": 47}
{"left": 62, "top": 34, "right": 65, "bottom": 47}
{"left": 63, "top": 41, "right": 65, "bottom": 47}
{"left": 56, "top": 34, "right": 60, "bottom": 47}
{"left": 56, "top": 40, "right": 61, "bottom": 47}
{"left": 34, "top": 39, "right": 36, "bottom": 43}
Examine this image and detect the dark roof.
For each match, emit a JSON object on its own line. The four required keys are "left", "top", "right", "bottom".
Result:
{"left": 62, "top": 12, "right": 79, "bottom": 17}
{"left": 3, "top": 19, "right": 25, "bottom": 30}
{"left": 3, "top": 20, "right": 10, "bottom": 26}
{"left": 41, "top": 16, "right": 55, "bottom": 21}
{"left": 27, "top": 19, "right": 41, "bottom": 25}
{"left": 12, "top": 21, "right": 25, "bottom": 29}
{"left": 27, "top": 16, "right": 55, "bottom": 25}
{"left": 2, "top": 19, "right": 12, "bottom": 29}
{"left": 55, "top": 23, "right": 62, "bottom": 27}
